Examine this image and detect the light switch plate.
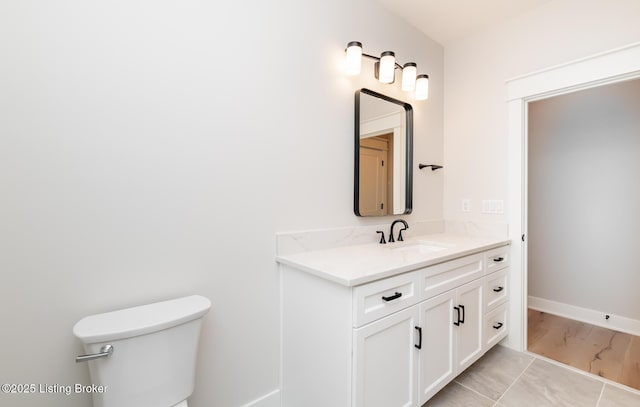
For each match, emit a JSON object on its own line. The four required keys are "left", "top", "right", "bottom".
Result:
{"left": 482, "top": 200, "right": 504, "bottom": 214}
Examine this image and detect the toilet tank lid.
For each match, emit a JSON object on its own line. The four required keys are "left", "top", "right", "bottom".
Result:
{"left": 73, "top": 295, "right": 211, "bottom": 343}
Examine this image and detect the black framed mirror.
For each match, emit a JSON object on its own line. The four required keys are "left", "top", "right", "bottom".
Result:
{"left": 354, "top": 88, "right": 413, "bottom": 217}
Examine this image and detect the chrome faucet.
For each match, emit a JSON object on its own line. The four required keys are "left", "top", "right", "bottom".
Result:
{"left": 389, "top": 219, "right": 409, "bottom": 243}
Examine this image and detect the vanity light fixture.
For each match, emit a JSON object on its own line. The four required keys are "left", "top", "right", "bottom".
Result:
{"left": 377, "top": 51, "right": 396, "bottom": 83}
{"left": 415, "top": 74, "right": 429, "bottom": 100}
{"left": 401, "top": 62, "right": 417, "bottom": 92}
{"left": 344, "top": 41, "right": 429, "bottom": 100}
{"left": 345, "top": 41, "right": 363, "bottom": 76}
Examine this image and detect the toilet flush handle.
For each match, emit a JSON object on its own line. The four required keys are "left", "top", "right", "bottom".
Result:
{"left": 75, "top": 344, "right": 114, "bottom": 363}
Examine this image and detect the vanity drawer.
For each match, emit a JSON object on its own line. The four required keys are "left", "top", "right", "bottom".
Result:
{"left": 484, "top": 302, "right": 508, "bottom": 349}
{"left": 352, "top": 271, "right": 420, "bottom": 327}
{"left": 419, "top": 253, "right": 483, "bottom": 301}
{"left": 485, "top": 268, "right": 508, "bottom": 312}
{"left": 484, "top": 246, "right": 510, "bottom": 274}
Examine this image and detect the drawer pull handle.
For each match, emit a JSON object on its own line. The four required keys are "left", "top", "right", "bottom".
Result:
{"left": 382, "top": 292, "right": 402, "bottom": 302}
{"left": 493, "top": 257, "right": 504, "bottom": 262}
{"left": 415, "top": 326, "right": 422, "bottom": 349}
{"left": 453, "top": 306, "right": 461, "bottom": 326}
{"left": 459, "top": 305, "right": 465, "bottom": 324}
{"left": 493, "top": 322, "right": 504, "bottom": 330}
{"left": 493, "top": 286, "right": 504, "bottom": 293}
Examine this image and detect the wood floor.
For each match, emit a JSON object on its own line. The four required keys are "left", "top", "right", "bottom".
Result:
{"left": 528, "top": 309, "right": 640, "bottom": 391}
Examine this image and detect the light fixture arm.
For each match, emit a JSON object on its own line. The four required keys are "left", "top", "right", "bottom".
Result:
{"left": 361, "top": 52, "right": 404, "bottom": 70}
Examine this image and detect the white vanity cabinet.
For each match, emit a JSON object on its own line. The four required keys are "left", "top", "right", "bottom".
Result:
{"left": 417, "top": 267, "right": 484, "bottom": 403}
{"left": 352, "top": 278, "right": 485, "bottom": 407}
{"left": 280, "top": 243, "right": 510, "bottom": 407}
{"left": 353, "top": 306, "right": 420, "bottom": 407}
{"left": 483, "top": 246, "right": 510, "bottom": 349}
{"left": 417, "top": 290, "right": 456, "bottom": 403}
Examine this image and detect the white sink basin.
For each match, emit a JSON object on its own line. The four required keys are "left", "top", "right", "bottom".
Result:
{"left": 389, "top": 240, "right": 450, "bottom": 254}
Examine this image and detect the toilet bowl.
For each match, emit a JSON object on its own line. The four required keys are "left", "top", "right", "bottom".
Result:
{"left": 73, "top": 295, "right": 211, "bottom": 407}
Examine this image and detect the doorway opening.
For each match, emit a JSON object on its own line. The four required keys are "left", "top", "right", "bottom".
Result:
{"left": 524, "top": 77, "right": 640, "bottom": 390}
{"left": 504, "top": 42, "right": 640, "bottom": 375}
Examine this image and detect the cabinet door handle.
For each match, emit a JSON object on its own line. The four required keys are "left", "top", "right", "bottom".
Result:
{"left": 381, "top": 292, "right": 402, "bottom": 302}
{"left": 493, "top": 286, "right": 504, "bottom": 293}
{"left": 414, "top": 326, "right": 422, "bottom": 349}
{"left": 459, "top": 305, "right": 465, "bottom": 324}
{"left": 493, "top": 322, "right": 504, "bottom": 330}
{"left": 493, "top": 257, "right": 504, "bottom": 262}
{"left": 453, "top": 306, "right": 461, "bottom": 326}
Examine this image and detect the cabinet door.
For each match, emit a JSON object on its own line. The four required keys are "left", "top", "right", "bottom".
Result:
{"left": 455, "top": 278, "right": 484, "bottom": 372}
{"left": 417, "top": 290, "right": 456, "bottom": 405}
{"left": 353, "top": 306, "right": 419, "bottom": 407}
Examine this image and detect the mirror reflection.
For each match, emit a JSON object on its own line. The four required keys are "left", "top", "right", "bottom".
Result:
{"left": 355, "top": 89, "right": 413, "bottom": 217}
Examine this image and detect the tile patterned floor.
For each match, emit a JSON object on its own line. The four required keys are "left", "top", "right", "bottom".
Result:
{"left": 423, "top": 345, "right": 640, "bottom": 407}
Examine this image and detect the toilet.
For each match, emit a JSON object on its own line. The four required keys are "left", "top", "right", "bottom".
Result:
{"left": 73, "top": 295, "right": 211, "bottom": 407}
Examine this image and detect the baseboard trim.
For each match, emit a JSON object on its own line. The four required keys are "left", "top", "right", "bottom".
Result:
{"left": 528, "top": 296, "right": 640, "bottom": 337}
{"left": 241, "top": 389, "right": 280, "bottom": 407}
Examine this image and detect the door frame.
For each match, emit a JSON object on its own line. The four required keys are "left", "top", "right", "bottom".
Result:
{"left": 504, "top": 41, "right": 640, "bottom": 352}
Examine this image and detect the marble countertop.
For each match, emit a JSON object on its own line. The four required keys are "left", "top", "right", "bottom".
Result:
{"left": 276, "top": 233, "right": 511, "bottom": 286}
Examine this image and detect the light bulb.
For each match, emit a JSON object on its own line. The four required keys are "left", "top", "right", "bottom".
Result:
{"left": 415, "top": 74, "right": 429, "bottom": 100}
{"left": 401, "top": 62, "right": 417, "bottom": 91}
{"left": 345, "top": 41, "right": 362, "bottom": 76}
{"left": 378, "top": 51, "right": 395, "bottom": 84}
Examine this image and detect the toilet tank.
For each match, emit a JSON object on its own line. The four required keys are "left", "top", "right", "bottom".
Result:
{"left": 73, "top": 295, "right": 211, "bottom": 407}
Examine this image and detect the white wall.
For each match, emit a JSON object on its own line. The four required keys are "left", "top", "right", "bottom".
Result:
{"left": 443, "top": 0, "right": 640, "bottom": 222}
{"left": 528, "top": 79, "right": 640, "bottom": 321}
{"left": 0, "top": 1, "right": 443, "bottom": 406}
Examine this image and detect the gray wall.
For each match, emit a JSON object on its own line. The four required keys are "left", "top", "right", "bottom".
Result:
{"left": 0, "top": 0, "right": 443, "bottom": 406}
{"left": 528, "top": 78, "right": 640, "bottom": 320}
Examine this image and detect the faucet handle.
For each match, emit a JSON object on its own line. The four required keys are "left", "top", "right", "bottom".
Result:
{"left": 376, "top": 231, "right": 386, "bottom": 244}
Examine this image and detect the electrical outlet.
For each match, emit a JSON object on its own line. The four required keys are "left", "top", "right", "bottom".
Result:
{"left": 461, "top": 199, "right": 471, "bottom": 212}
